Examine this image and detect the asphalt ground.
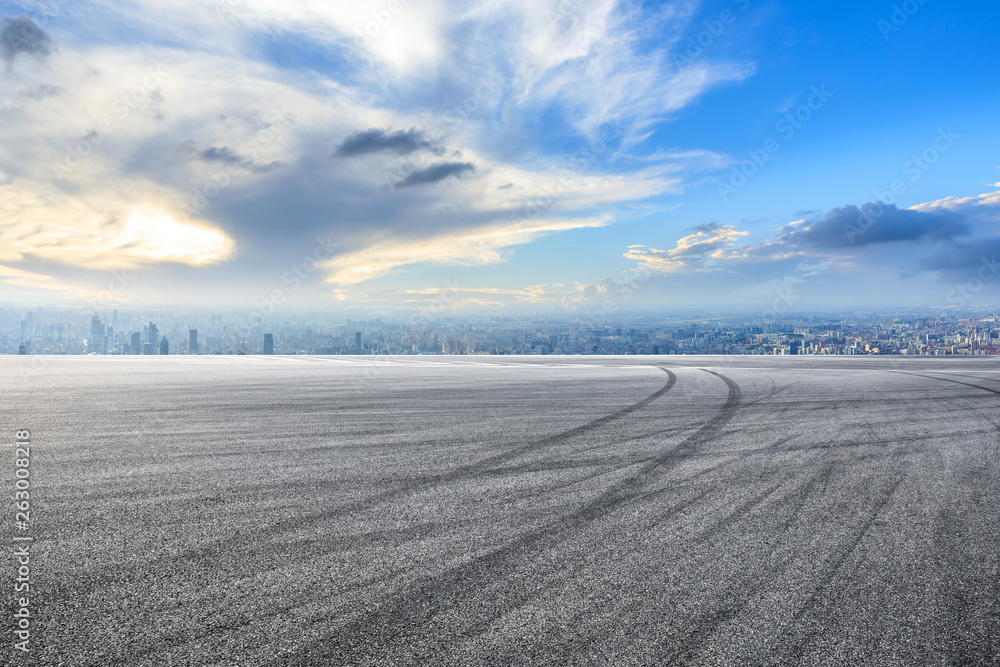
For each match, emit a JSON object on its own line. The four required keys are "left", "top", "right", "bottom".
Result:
{"left": 2, "top": 355, "right": 999, "bottom": 665}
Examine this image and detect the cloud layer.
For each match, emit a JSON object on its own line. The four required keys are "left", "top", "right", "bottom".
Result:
{"left": 0, "top": 0, "right": 755, "bottom": 306}
{"left": 617, "top": 186, "right": 1000, "bottom": 310}
{"left": 1, "top": 1, "right": 995, "bottom": 313}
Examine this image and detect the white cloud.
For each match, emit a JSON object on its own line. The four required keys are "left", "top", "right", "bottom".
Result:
{"left": 0, "top": 182, "right": 234, "bottom": 269}
{"left": 623, "top": 223, "right": 749, "bottom": 273}
{"left": 0, "top": 0, "right": 760, "bottom": 304}
{"left": 322, "top": 215, "right": 609, "bottom": 285}
{"left": 909, "top": 184, "right": 1000, "bottom": 217}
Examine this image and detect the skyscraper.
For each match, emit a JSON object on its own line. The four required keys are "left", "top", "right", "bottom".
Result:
{"left": 91, "top": 314, "right": 105, "bottom": 353}
{"left": 159, "top": 337, "right": 169, "bottom": 355}
{"left": 131, "top": 332, "right": 141, "bottom": 355}
{"left": 263, "top": 333, "right": 274, "bottom": 355}
{"left": 189, "top": 329, "right": 199, "bottom": 355}
{"left": 148, "top": 323, "right": 159, "bottom": 351}
{"left": 355, "top": 331, "right": 362, "bottom": 349}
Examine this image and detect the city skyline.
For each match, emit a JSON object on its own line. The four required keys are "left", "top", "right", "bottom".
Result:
{"left": 0, "top": 2, "right": 998, "bottom": 314}
{"left": 5, "top": 305, "right": 999, "bottom": 357}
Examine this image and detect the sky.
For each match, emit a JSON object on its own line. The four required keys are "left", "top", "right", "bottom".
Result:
{"left": 0, "top": 0, "right": 998, "bottom": 318}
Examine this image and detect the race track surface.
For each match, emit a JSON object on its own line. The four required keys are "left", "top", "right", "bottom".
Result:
{"left": 2, "top": 355, "right": 999, "bottom": 665}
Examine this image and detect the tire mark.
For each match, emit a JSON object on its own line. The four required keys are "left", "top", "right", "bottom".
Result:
{"left": 279, "top": 369, "right": 741, "bottom": 666}
{"left": 771, "top": 475, "right": 906, "bottom": 664}
{"left": 61, "top": 366, "right": 683, "bottom": 663}
{"left": 416, "top": 367, "right": 678, "bottom": 481}
{"left": 652, "top": 392, "right": 915, "bottom": 663}
{"left": 145, "top": 367, "right": 680, "bottom": 561}
{"left": 648, "top": 467, "right": 839, "bottom": 664}
{"left": 574, "top": 369, "right": 742, "bottom": 519}
{"left": 693, "top": 481, "right": 785, "bottom": 545}
{"left": 918, "top": 371, "right": 1000, "bottom": 384}
{"left": 891, "top": 370, "right": 1000, "bottom": 397}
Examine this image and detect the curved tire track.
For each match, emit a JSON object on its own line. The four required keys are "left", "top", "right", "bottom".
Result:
{"left": 891, "top": 370, "right": 1000, "bottom": 397}
{"left": 66, "top": 366, "right": 681, "bottom": 664}
{"left": 279, "top": 368, "right": 742, "bottom": 666}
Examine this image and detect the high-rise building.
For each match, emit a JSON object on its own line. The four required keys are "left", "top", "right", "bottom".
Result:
{"left": 17, "top": 343, "right": 26, "bottom": 355}
{"left": 148, "top": 323, "right": 159, "bottom": 351}
{"left": 159, "top": 337, "right": 169, "bottom": 355}
{"left": 91, "top": 314, "right": 105, "bottom": 352}
{"left": 355, "top": 331, "right": 362, "bottom": 349}
{"left": 263, "top": 333, "right": 274, "bottom": 355}
{"left": 143, "top": 343, "right": 154, "bottom": 355}
{"left": 189, "top": 329, "right": 199, "bottom": 355}
{"left": 131, "top": 332, "right": 141, "bottom": 355}
{"left": 19, "top": 320, "right": 26, "bottom": 341}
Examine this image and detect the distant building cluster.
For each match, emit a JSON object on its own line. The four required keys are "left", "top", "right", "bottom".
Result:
{"left": 2, "top": 308, "right": 999, "bottom": 356}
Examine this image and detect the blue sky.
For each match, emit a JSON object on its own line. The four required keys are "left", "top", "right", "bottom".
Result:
{"left": 0, "top": 0, "right": 998, "bottom": 316}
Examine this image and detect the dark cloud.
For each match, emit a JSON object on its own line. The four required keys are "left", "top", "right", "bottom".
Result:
{"left": 334, "top": 128, "right": 443, "bottom": 158}
{"left": 1, "top": 15, "right": 56, "bottom": 66}
{"left": 197, "top": 145, "right": 284, "bottom": 174}
{"left": 394, "top": 162, "right": 475, "bottom": 188}
{"left": 200, "top": 146, "right": 243, "bottom": 164}
{"left": 917, "top": 239, "right": 1000, "bottom": 272}
{"left": 781, "top": 203, "right": 969, "bottom": 248}
{"left": 18, "top": 84, "right": 62, "bottom": 99}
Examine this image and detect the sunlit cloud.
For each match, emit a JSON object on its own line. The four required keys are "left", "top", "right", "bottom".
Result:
{"left": 323, "top": 216, "right": 609, "bottom": 286}
{"left": 624, "top": 223, "right": 749, "bottom": 274}
{"left": 909, "top": 184, "right": 1000, "bottom": 217}
{"left": 0, "top": 185, "right": 234, "bottom": 269}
